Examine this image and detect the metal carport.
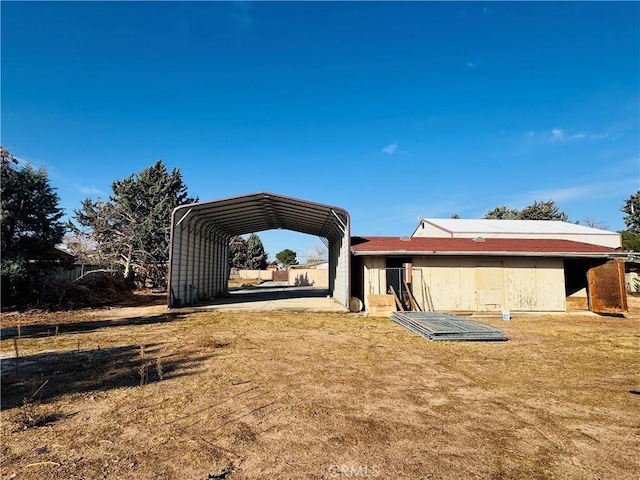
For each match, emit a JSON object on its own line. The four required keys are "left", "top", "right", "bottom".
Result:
{"left": 167, "top": 192, "right": 350, "bottom": 308}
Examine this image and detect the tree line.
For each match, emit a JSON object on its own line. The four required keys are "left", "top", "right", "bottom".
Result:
{"left": 228, "top": 236, "right": 300, "bottom": 270}
{"left": 1, "top": 145, "right": 638, "bottom": 309}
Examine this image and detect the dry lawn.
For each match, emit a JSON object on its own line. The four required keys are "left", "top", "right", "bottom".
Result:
{"left": 1, "top": 296, "right": 639, "bottom": 480}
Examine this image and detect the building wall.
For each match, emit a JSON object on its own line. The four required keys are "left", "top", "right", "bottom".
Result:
{"left": 230, "top": 268, "right": 329, "bottom": 287}
{"left": 169, "top": 222, "right": 230, "bottom": 307}
{"left": 363, "top": 256, "right": 386, "bottom": 299}
{"left": 360, "top": 255, "right": 566, "bottom": 312}
{"left": 230, "top": 269, "right": 270, "bottom": 280}
{"left": 414, "top": 256, "right": 477, "bottom": 311}
{"left": 289, "top": 269, "right": 329, "bottom": 288}
{"left": 331, "top": 232, "right": 351, "bottom": 307}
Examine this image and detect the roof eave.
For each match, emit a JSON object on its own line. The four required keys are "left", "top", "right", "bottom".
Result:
{"left": 351, "top": 250, "right": 616, "bottom": 258}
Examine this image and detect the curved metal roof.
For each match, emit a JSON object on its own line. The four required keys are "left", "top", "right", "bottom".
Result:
{"left": 168, "top": 192, "right": 352, "bottom": 308}
{"left": 171, "top": 191, "right": 349, "bottom": 240}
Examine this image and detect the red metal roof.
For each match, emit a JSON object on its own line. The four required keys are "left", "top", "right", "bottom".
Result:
{"left": 350, "top": 236, "right": 618, "bottom": 256}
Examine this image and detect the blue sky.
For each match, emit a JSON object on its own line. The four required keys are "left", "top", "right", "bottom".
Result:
{"left": 2, "top": 1, "right": 639, "bottom": 260}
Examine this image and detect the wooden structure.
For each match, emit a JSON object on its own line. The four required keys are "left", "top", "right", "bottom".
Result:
{"left": 351, "top": 235, "right": 627, "bottom": 315}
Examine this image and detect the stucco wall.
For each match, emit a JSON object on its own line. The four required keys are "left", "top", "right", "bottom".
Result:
{"left": 230, "top": 269, "right": 270, "bottom": 280}
{"left": 289, "top": 269, "right": 329, "bottom": 288}
{"left": 230, "top": 268, "right": 329, "bottom": 287}
{"left": 360, "top": 255, "right": 566, "bottom": 312}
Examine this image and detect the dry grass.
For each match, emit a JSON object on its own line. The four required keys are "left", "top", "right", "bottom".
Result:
{"left": 1, "top": 298, "right": 639, "bottom": 479}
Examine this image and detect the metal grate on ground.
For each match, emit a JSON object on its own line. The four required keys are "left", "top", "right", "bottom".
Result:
{"left": 391, "top": 311, "right": 507, "bottom": 341}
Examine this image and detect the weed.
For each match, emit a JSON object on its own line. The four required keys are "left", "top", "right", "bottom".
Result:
{"left": 138, "top": 345, "right": 149, "bottom": 386}
{"left": 13, "top": 398, "right": 62, "bottom": 431}
{"left": 156, "top": 356, "right": 164, "bottom": 381}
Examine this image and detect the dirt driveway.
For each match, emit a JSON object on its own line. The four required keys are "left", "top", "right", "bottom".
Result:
{"left": 1, "top": 297, "right": 639, "bottom": 479}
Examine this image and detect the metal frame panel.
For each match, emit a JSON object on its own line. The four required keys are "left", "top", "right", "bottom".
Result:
{"left": 168, "top": 192, "right": 350, "bottom": 308}
{"left": 391, "top": 312, "right": 507, "bottom": 341}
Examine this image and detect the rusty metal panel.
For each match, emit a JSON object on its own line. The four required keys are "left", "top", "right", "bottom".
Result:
{"left": 587, "top": 259, "right": 628, "bottom": 314}
{"left": 272, "top": 270, "right": 288, "bottom": 281}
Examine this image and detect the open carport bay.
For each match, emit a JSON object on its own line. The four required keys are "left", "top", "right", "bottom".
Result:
{"left": 176, "top": 282, "right": 348, "bottom": 313}
{"left": 168, "top": 192, "right": 351, "bottom": 309}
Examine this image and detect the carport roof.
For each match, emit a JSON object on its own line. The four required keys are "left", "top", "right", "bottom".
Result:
{"left": 171, "top": 192, "right": 349, "bottom": 241}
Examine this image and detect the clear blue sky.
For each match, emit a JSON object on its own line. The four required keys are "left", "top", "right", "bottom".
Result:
{"left": 2, "top": 1, "right": 639, "bottom": 260}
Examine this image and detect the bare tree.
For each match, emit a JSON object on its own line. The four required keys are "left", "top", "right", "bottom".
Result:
{"left": 303, "top": 243, "right": 328, "bottom": 265}
{"left": 577, "top": 216, "right": 609, "bottom": 230}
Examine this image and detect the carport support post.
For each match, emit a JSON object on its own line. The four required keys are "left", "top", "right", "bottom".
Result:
{"left": 223, "top": 235, "right": 230, "bottom": 293}
{"left": 196, "top": 221, "right": 206, "bottom": 302}
{"left": 169, "top": 223, "right": 179, "bottom": 307}
{"left": 205, "top": 227, "right": 214, "bottom": 300}
{"left": 184, "top": 222, "right": 191, "bottom": 304}
{"left": 197, "top": 223, "right": 203, "bottom": 301}
{"left": 213, "top": 231, "right": 224, "bottom": 297}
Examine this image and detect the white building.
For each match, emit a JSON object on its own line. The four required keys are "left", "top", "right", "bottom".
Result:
{"left": 412, "top": 218, "right": 621, "bottom": 248}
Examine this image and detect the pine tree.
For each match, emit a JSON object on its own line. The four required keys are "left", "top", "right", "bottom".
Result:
{"left": 275, "top": 249, "right": 298, "bottom": 268}
{"left": 229, "top": 235, "right": 248, "bottom": 269}
{"left": 518, "top": 200, "right": 568, "bottom": 221}
{"left": 621, "top": 191, "right": 640, "bottom": 233}
{"left": 245, "top": 233, "right": 267, "bottom": 269}
{"left": 483, "top": 206, "right": 519, "bottom": 220}
{"left": 483, "top": 200, "right": 568, "bottom": 221}
{"left": 1, "top": 147, "right": 66, "bottom": 306}
{"left": 621, "top": 191, "right": 640, "bottom": 251}
{"left": 74, "top": 159, "right": 196, "bottom": 287}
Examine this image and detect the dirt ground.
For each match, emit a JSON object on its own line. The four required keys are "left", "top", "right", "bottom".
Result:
{"left": 1, "top": 294, "right": 639, "bottom": 480}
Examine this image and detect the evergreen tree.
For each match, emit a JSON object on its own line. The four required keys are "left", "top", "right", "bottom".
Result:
{"left": 621, "top": 230, "right": 640, "bottom": 252}
{"left": 275, "top": 248, "right": 298, "bottom": 268}
{"left": 245, "top": 233, "right": 267, "bottom": 269}
{"left": 621, "top": 191, "right": 640, "bottom": 251}
{"left": 483, "top": 206, "right": 519, "bottom": 220}
{"left": 483, "top": 200, "right": 568, "bottom": 221}
{"left": 621, "top": 191, "right": 640, "bottom": 233}
{"left": 74, "top": 159, "right": 196, "bottom": 287}
{"left": 1, "top": 147, "right": 66, "bottom": 306}
{"left": 229, "top": 235, "right": 248, "bottom": 269}
{"left": 518, "top": 200, "right": 568, "bottom": 221}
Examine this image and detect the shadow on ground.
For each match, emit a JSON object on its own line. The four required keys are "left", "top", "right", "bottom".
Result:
{"left": 1, "top": 312, "right": 186, "bottom": 340}
{"left": 212, "top": 285, "right": 329, "bottom": 305}
{"left": 1, "top": 342, "right": 216, "bottom": 409}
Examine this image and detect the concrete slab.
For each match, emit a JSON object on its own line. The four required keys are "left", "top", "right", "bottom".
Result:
{"left": 175, "top": 285, "right": 348, "bottom": 313}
